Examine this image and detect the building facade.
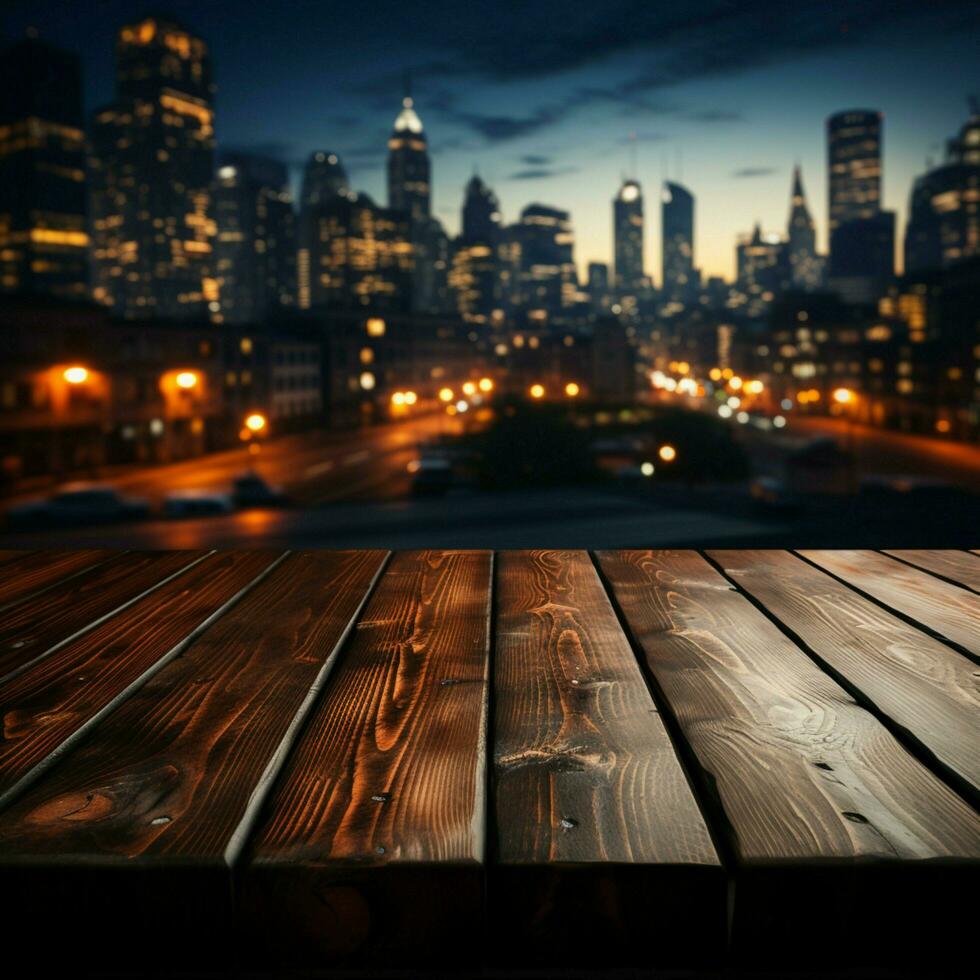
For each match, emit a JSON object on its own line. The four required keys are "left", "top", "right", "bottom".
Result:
{"left": 0, "top": 37, "right": 88, "bottom": 300}
{"left": 213, "top": 152, "right": 296, "bottom": 325}
{"left": 786, "top": 165, "right": 823, "bottom": 290}
{"left": 613, "top": 178, "right": 645, "bottom": 294}
{"left": 661, "top": 181, "right": 696, "bottom": 307}
{"left": 89, "top": 16, "right": 217, "bottom": 320}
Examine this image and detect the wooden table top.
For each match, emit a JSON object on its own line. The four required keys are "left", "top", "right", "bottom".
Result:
{"left": 0, "top": 548, "right": 977, "bottom": 974}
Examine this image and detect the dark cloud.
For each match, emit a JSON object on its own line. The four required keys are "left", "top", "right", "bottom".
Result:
{"left": 507, "top": 166, "right": 580, "bottom": 180}
{"left": 519, "top": 153, "right": 552, "bottom": 165}
{"left": 731, "top": 166, "right": 777, "bottom": 178}
{"left": 685, "top": 109, "right": 742, "bottom": 122}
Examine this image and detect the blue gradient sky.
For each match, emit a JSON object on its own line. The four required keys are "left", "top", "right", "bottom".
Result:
{"left": 5, "top": 1, "right": 978, "bottom": 280}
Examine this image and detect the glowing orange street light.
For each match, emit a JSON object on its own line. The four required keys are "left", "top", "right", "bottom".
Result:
{"left": 729, "top": 376, "right": 743, "bottom": 390}
{"left": 438, "top": 387, "right": 454, "bottom": 403}
{"left": 529, "top": 383, "right": 545, "bottom": 399}
{"left": 478, "top": 377, "right": 494, "bottom": 393}
{"left": 564, "top": 382, "right": 580, "bottom": 397}
{"left": 245, "top": 412, "right": 267, "bottom": 433}
{"left": 658, "top": 444, "right": 677, "bottom": 463}
{"left": 391, "top": 391, "right": 406, "bottom": 407}
{"left": 63, "top": 366, "right": 89, "bottom": 385}
{"left": 745, "top": 380, "right": 764, "bottom": 395}
{"left": 404, "top": 390, "right": 418, "bottom": 405}
{"left": 832, "top": 387, "right": 856, "bottom": 405}
{"left": 462, "top": 381, "right": 477, "bottom": 396}
{"left": 175, "top": 371, "right": 199, "bottom": 390}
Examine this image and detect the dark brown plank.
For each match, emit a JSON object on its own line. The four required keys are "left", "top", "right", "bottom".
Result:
{"left": 0, "top": 550, "right": 208, "bottom": 679}
{"left": 883, "top": 549, "right": 980, "bottom": 593}
{"left": 491, "top": 550, "right": 723, "bottom": 966}
{"left": 598, "top": 549, "right": 980, "bottom": 965}
{"left": 0, "top": 550, "right": 277, "bottom": 807}
{"left": 800, "top": 549, "right": 980, "bottom": 657}
{"left": 0, "top": 550, "right": 114, "bottom": 609}
{"left": 711, "top": 550, "right": 980, "bottom": 800}
{"left": 0, "top": 550, "right": 386, "bottom": 969}
{"left": 243, "top": 550, "right": 491, "bottom": 969}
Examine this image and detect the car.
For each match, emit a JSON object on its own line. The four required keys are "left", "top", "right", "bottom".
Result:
{"left": 6, "top": 483, "right": 150, "bottom": 528}
{"left": 231, "top": 471, "right": 287, "bottom": 508}
{"left": 409, "top": 456, "right": 452, "bottom": 496}
{"left": 163, "top": 489, "right": 234, "bottom": 518}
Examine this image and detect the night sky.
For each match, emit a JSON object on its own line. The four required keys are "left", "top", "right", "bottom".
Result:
{"left": 4, "top": 0, "right": 979, "bottom": 280}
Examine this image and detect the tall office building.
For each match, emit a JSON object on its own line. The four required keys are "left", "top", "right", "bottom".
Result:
{"left": 736, "top": 223, "right": 788, "bottom": 317}
{"left": 613, "top": 178, "right": 645, "bottom": 293}
{"left": 786, "top": 165, "right": 822, "bottom": 290}
{"left": 213, "top": 152, "right": 296, "bottom": 325}
{"left": 904, "top": 104, "right": 980, "bottom": 274}
{"left": 303, "top": 191, "right": 413, "bottom": 311}
{"left": 661, "top": 181, "right": 695, "bottom": 306}
{"left": 827, "top": 109, "right": 894, "bottom": 297}
{"left": 297, "top": 151, "right": 349, "bottom": 309}
{"left": 0, "top": 37, "right": 88, "bottom": 299}
{"left": 451, "top": 175, "right": 502, "bottom": 319}
{"left": 513, "top": 203, "right": 578, "bottom": 317}
{"left": 89, "top": 16, "right": 216, "bottom": 319}
{"left": 587, "top": 261, "right": 611, "bottom": 312}
{"left": 387, "top": 92, "right": 430, "bottom": 223}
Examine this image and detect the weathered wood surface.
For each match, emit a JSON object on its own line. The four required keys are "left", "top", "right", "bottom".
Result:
{"left": 0, "top": 550, "right": 275, "bottom": 806}
{"left": 883, "top": 549, "right": 980, "bottom": 593}
{"left": 0, "top": 550, "right": 113, "bottom": 609}
{"left": 0, "top": 551, "right": 385, "bottom": 966}
{"left": 598, "top": 549, "right": 980, "bottom": 962}
{"left": 244, "top": 550, "right": 492, "bottom": 966}
{"left": 0, "top": 550, "right": 205, "bottom": 679}
{"left": 800, "top": 549, "right": 980, "bottom": 657}
{"left": 711, "top": 550, "right": 980, "bottom": 800}
{"left": 491, "top": 550, "right": 723, "bottom": 964}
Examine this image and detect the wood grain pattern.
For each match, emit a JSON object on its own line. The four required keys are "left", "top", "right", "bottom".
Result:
{"left": 0, "top": 550, "right": 114, "bottom": 609}
{"left": 883, "top": 549, "right": 980, "bottom": 593}
{"left": 0, "top": 550, "right": 205, "bottom": 679}
{"left": 712, "top": 550, "right": 980, "bottom": 800}
{"left": 599, "top": 549, "right": 980, "bottom": 962}
{"left": 244, "top": 550, "right": 492, "bottom": 967}
{"left": 0, "top": 550, "right": 276, "bottom": 806}
{"left": 0, "top": 551, "right": 386, "bottom": 968}
{"left": 800, "top": 550, "right": 980, "bottom": 657}
{"left": 491, "top": 550, "right": 723, "bottom": 965}
{"left": 599, "top": 549, "right": 980, "bottom": 863}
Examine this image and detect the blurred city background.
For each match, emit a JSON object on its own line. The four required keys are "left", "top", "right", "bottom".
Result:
{"left": 0, "top": 1, "right": 978, "bottom": 549}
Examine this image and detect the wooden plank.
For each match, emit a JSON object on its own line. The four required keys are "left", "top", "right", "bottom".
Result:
{"left": 800, "top": 549, "right": 980, "bottom": 658}
{"left": 0, "top": 550, "right": 277, "bottom": 807}
{"left": 0, "top": 550, "right": 114, "bottom": 609}
{"left": 711, "top": 550, "right": 980, "bottom": 801}
{"left": 491, "top": 550, "right": 724, "bottom": 967}
{"left": 0, "top": 550, "right": 207, "bottom": 679}
{"left": 598, "top": 549, "right": 980, "bottom": 966}
{"left": 242, "top": 550, "right": 491, "bottom": 969}
{"left": 883, "top": 549, "right": 980, "bottom": 593}
{"left": 0, "top": 550, "right": 386, "bottom": 969}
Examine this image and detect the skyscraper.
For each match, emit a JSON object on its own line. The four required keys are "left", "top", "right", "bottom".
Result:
{"left": 904, "top": 104, "right": 980, "bottom": 274}
{"left": 786, "top": 165, "right": 822, "bottom": 290}
{"left": 89, "top": 16, "right": 216, "bottom": 319}
{"left": 461, "top": 174, "right": 501, "bottom": 241}
{"left": 613, "top": 178, "right": 645, "bottom": 294}
{"left": 736, "top": 223, "right": 788, "bottom": 317}
{"left": 0, "top": 36, "right": 88, "bottom": 300}
{"left": 451, "top": 175, "right": 502, "bottom": 320}
{"left": 213, "top": 152, "right": 296, "bottom": 325}
{"left": 297, "top": 151, "right": 349, "bottom": 309}
{"left": 661, "top": 181, "right": 695, "bottom": 306}
{"left": 387, "top": 92, "right": 430, "bottom": 223}
{"left": 513, "top": 203, "right": 578, "bottom": 317}
{"left": 827, "top": 109, "right": 894, "bottom": 296}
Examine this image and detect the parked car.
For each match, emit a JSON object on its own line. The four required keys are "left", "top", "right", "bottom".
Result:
{"left": 231, "top": 471, "right": 287, "bottom": 508}
{"left": 410, "top": 456, "right": 452, "bottom": 496}
{"left": 6, "top": 483, "right": 150, "bottom": 528}
{"left": 163, "top": 489, "right": 234, "bottom": 518}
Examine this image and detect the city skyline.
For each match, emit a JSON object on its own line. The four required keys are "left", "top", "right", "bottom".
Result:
{"left": 3, "top": 1, "right": 978, "bottom": 281}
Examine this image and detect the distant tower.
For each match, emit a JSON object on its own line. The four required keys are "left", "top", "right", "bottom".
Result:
{"left": 661, "top": 181, "right": 695, "bottom": 305}
{"left": 613, "top": 178, "right": 645, "bottom": 293}
{"left": 297, "top": 151, "right": 348, "bottom": 309}
{"left": 786, "top": 165, "right": 821, "bottom": 290}
{"left": 89, "top": 16, "right": 215, "bottom": 319}
{"left": 461, "top": 173, "right": 500, "bottom": 242}
{"left": 0, "top": 36, "right": 88, "bottom": 300}
{"left": 826, "top": 109, "right": 894, "bottom": 298}
{"left": 387, "top": 83, "right": 430, "bottom": 223}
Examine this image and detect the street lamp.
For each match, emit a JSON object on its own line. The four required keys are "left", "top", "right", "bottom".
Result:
{"left": 564, "top": 382, "right": 580, "bottom": 397}
{"left": 245, "top": 413, "right": 267, "bottom": 433}
{"left": 63, "top": 366, "right": 89, "bottom": 385}
{"left": 529, "top": 383, "right": 545, "bottom": 399}
{"left": 658, "top": 444, "right": 677, "bottom": 463}
{"left": 175, "top": 371, "right": 198, "bottom": 390}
